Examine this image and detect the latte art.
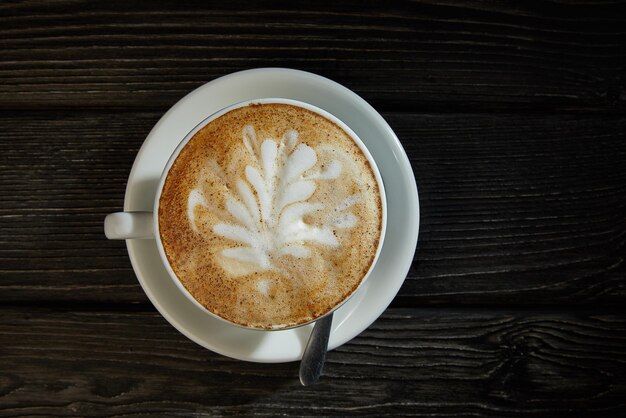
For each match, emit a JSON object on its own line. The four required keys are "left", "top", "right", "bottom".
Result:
{"left": 188, "top": 125, "right": 360, "bottom": 277}
{"left": 159, "top": 103, "right": 382, "bottom": 329}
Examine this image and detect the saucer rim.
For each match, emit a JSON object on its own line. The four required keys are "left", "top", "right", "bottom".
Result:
{"left": 124, "top": 68, "right": 419, "bottom": 362}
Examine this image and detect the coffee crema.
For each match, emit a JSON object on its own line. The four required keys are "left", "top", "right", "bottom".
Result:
{"left": 159, "top": 103, "right": 382, "bottom": 329}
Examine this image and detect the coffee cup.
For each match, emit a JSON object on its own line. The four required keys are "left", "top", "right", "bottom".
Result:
{"left": 105, "top": 98, "right": 387, "bottom": 330}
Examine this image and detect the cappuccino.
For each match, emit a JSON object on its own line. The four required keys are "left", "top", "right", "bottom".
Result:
{"left": 159, "top": 103, "right": 382, "bottom": 329}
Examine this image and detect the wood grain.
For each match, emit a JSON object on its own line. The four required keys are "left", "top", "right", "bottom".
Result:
{"left": 1, "top": 111, "right": 625, "bottom": 305}
{"left": 0, "top": 307, "right": 624, "bottom": 416}
{"left": 398, "top": 113, "right": 626, "bottom": 306}
{"left": 1, "top": 0, "right": 625, "bottom": 112}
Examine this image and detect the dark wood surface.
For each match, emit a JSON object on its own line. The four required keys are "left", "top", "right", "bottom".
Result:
{"left": 1, "top": 1, "right": 625, "bottom": 416}
{"left": 1, "top": 308, "right": 625, "bottom": 416}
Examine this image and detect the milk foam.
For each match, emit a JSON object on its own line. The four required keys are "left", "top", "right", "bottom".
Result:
{"left": 158, "top": 103, "right": 383, "bottom": 329}
{"left": 187, "top": 125, "right": 360, "bottom": 276}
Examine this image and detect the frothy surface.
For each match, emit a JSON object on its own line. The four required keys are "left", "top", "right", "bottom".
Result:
{"left": 159, "top": 103, "right": 382, "bottom": 329}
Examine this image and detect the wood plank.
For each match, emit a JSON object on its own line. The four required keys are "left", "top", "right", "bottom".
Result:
{"left": 399, "top": 114, "right": 626, "bottom": 306}
{"left": 0, "top": 307, "right": 624, "bottom": 416}
{"left": 1, "top": 1, "right": 625, "bottom": 111}
{"left": 1, "top": 111, "right": 625, "bottom": 305}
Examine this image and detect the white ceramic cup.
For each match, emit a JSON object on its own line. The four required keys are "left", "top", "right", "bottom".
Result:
{"left": 104, "top": 98, "right": 387, "bottom": 330}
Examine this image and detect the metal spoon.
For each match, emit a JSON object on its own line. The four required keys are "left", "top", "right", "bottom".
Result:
{"left": 299, "top": 312, "right": 334, "bottom": 386}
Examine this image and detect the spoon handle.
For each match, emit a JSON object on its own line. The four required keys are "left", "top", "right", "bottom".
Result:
{"left": 299, "top": 312, "right": 334, "bottom": 386}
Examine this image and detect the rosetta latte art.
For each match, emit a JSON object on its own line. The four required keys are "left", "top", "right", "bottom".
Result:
{"left": 187, "top": 125, "right": 360, "bottom": 275}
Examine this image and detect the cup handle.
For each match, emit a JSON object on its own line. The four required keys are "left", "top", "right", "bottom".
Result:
{"left": 104, "top": 212, "right": 154, "bottom": 240}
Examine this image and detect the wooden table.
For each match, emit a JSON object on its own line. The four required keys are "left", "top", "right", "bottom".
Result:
{"left": 1, "top": 1, "right": 625, "bottom": 416}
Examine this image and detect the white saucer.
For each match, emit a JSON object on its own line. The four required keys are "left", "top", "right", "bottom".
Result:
{"left": 124, "top": 68, "right": 419, "bottom": 363}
